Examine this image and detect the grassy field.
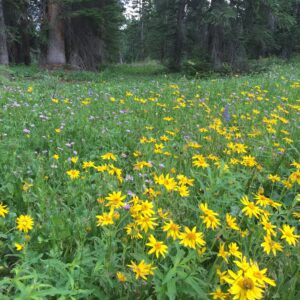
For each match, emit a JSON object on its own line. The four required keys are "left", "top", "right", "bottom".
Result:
{"left": 0, "top": 62, "right": 299, "bottom": 299}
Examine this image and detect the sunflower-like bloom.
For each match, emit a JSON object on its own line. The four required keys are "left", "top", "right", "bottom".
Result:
{"left": 16, "top": 215, "right": 34, "bottom": 233}
{"left": 179, "top": 226, "right": 206, "bottom": 249}
{"left": 146, "top": 234, "right": 168, "bottom": 258}
{"left": 279, "top": 224, "right": 299, "bottom": 246}
{"left": 127, "top": 260, "right": 156, "bottom": 280}
{"left": 241, "top": 196, "right": 261, "bottom": 219}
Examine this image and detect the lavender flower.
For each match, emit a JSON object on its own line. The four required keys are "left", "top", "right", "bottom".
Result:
{"left": 123, "top": 203, "right": 131, "bottom": 210}
{"left": 223, "top": 104, "right": 231, "bottom": 123}
{"left": 23, "top": 128, "right": 31, "bottom": 134}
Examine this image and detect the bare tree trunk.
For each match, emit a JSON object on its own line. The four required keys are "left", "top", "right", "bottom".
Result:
{"left": 140, "top": 0, "right": 145, "bottom": 60}
{"left": 209, "top": 0, "right": 224, "bottom": 71}
{"left": 0, "top": 0, "right": 9, "bottom": 65}
{"left": 20, "top": 0, "right": 31, "bottom": 65}
{"left": 210, "top": 25, "right": 222, "bottom": 71}
{"left": 170, "top": 0, "right": 186, "bottom": 71}
{"left": 46, "top": 0, "right": 66, "bottom": 65}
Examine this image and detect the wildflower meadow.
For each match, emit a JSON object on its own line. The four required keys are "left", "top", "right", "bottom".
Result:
{"left": 0, "top": 62, "right": 299, "bottom": 299}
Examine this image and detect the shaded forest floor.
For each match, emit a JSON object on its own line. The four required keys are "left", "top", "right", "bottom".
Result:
{"left": 0, "top": 62, "right": 299, "bottom": 299}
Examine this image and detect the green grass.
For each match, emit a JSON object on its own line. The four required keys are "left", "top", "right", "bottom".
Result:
{"left": 0, "top": 62, "right": 299, "bottom": 299}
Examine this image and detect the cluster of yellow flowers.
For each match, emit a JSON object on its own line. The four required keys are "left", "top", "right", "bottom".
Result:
{"left": 0, "top": 202, "right": 34, "bottom": 251}
{"left": 211, "top": 256, "right": 276, "bottom": 300}
{"left": 66, "top": 152, "right": 123, "bottom": 182}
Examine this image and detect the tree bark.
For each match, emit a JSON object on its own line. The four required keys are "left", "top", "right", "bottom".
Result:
{"left": 170, "top": 0, "right": 186, "bottom": 71}
{"left": 46, "top": 0, "right": 66, "bottom": 65}
{"left": 0, "top": 0, "right": 9, "bottom": 65}
{"left": 20, "top": 1, "right": 31, "bottom": 65}
{"left": 209, "top": 0, "right": 224, "bottom": 71}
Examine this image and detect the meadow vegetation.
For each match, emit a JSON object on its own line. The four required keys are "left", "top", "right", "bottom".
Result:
{"left": 0, "top": 61, "right": 299, "bottom": 299}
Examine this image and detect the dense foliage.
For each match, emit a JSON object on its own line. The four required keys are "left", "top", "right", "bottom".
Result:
{"left": 1, "top": 0, "right": 124, "bottom": 69}
{"left": 0, "top": 0, "right": 300, "bottom": 71}
{"left": 122, "top": 0, "right": 300, "bottom": 72}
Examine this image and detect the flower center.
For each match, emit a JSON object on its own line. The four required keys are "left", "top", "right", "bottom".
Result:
{"left": 187, "top": 232, "right": 196, "bottom": 241}
{"left": 248, "top": 203, "right": 255, "bottom": 210}
{"left": 155, "top": 242, "right": 162, "bottom": 250}
{"left": 240, "top": 277, "right": 254, "bottom": 290}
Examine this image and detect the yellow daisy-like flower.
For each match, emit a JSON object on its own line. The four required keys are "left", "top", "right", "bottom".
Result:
{"left": 0, "top": 202, "right": 9, "bottom": 217}
{"left": 261, "top": 235, "right": 283, "bottom": 256}
{"left": 279, "top": 224, "right": 299, "bottom": 246}
{"left": 217, "top": 269, "right": 228, "bottom": 285}
{"left": 176, "top": 184, "right": 189, "bottom": 197}
{"left": 247, "top": 262, "right": 276, "bottom": 287}
{"left": 16, "top": 215, "right": 34, "bottom": 233}
{"left": 82, "top": 161, "right": 95, "bottom": 169}
{"left": 241, "top": 155, "right": 257, "bottom": 167}
{"left": 199, "top": 203, "right": 220, "bottom": 230}
{"left": 127, "top": 260, "right": 156, "bottom": 280}
{"left": 146, "top": 234, "right": 168, "bottom": 258}
{"left": 210, "top": 287, "right": 229, "bottom": 300}
{"left": 52, "top": 154, "right": 59, "bottom": 160}
{"left": 228, "top": 242, "right": 242, "bottom": 258}
{"left": 71, "top": 156, "right": 78, "bottom": 163}
{"left": 254, "top": 194, "right": 271, "bottom": 207}
{"left": 291, "top": 161, "right": 300, "bottom": 169}
{"left": 101, "top": 152, "right": 117, "bottom": 161}
{"left": 289, "top": 170, "right": 300, "bottom": 184}
{"left": 200, "top": 213, "right": 220, "bottom": 230}
{"left": 134, "top": 161, "right": 152, "bottom": 170}
{"left": 66, "top": 169, "right": 80, "bottom": 179}
{"left": 15, "top": 243, "right": 24, "bottom": 251}
{"left": 96, "top": 212, "right": 114, "bottom": 226}
{"left": 163, "top": 220, "right": 180, "bottom": 240}
{"left": 116, "top": 272, "right": 127, "bottom": 283}
{"left": 199, "top": 203, "right": 210, "bottom": 214}
{"left": 241, "top": 196, "right": 261, "bottom": 219}
{"left": 138, "top": 200, "right": 155, "bottom": 217}
{"left": 234, "top": 256, "right": 251, "bottom": 272}
{"left": 225, "top": 270, "right": 264, "bottom": 300}
{"left": 268, "top": 174, "right": 281, "bottom": 182}
{"left": 162, "top": 174, "right": 177, "bottom": 191}
{"left": 105, "top": 191, "right": 126, "bottom": 209}
{"left": 176, "top": 174, "right": 194, "bottom": 186}
{"left": 260, "top": 216, "right": 276, "bottom": 237}
{"left": 179, "top": 226, "right": 206, "bottom": 249}
{"left": 136, "top": 215, "right": 158, "bottom": 232}
{"left": 218, "top": 243, "right": 229, "bottom": 263}
{"left": 192, "top": 154, "right": 209, "bottom": 168}
{"left": 226, "top": 213, "right": 240, "bottom": 231}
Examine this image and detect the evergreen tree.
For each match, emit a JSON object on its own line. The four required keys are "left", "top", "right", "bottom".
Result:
{"left": 1, "top": 0, "right": 299, "bottom": 70}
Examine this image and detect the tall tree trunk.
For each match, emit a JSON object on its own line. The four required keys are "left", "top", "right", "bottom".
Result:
{"left": 140, "top": 0, "right": 145, "bottom": 60}
{"left": 170, "top": 0, "right": 186, "bottom": 71}
{"left": 0, "top": 0, "right": 9, "bottom": 65}
{"left": 20, "top": 0, "right": 31, "bottom": 65}
{"left": 210, "top": 25, "right": 223, "bottom": 71}
{"left": 46, "top": 0, "right": 66, "bottom": 65}
{"left": 209, "top": 0, "right": 224, "bottom": 71}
